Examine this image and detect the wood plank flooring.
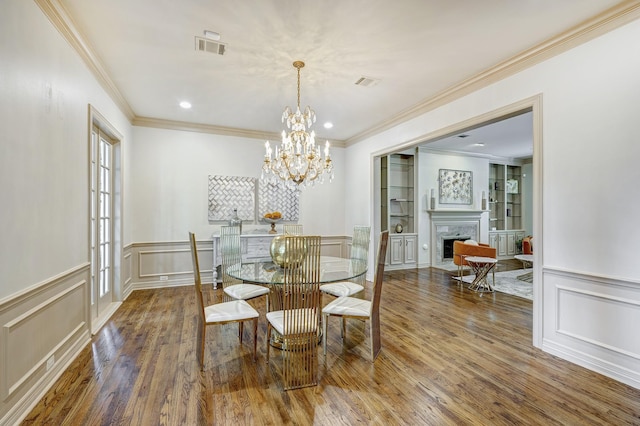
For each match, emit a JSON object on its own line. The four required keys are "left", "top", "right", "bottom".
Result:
{"left": 23, "top": 264, "right": 640, "bottom": 425}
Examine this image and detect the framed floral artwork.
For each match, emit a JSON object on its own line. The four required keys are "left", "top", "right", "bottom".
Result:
{"left": 438, "top": 169, "right": 473, "bottom": 205}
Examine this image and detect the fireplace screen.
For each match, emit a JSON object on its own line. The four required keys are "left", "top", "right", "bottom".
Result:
{"left": 442, "top": 236, "right": 470, "bottom": 259}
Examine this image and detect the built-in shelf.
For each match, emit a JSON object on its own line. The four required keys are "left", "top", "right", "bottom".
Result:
{"left": 382, "top": 153, "right": 415, "bottom": 235}
{"left": 489, "top": 163, "right": 522, "bottom": 231}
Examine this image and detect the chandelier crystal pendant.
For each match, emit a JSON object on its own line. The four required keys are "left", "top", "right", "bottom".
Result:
{"left": 262, "top": 61, "right": 333, "bottom": 189}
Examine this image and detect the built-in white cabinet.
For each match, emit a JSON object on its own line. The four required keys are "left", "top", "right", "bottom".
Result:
{"left": 489, "top": 163, "right": 523, "bottom": 231}
{"left": 381, "top": 153, "right": 415, "bottom": 234}
{"left": 381, "top": 152, "right": 417, "bottom": 269}
{"left": 489, "top": 230, "right": 525, "bottom": 259}
{"left": 388, "top": 234, "right": 417, "bottom": 268}
{"left": 489, "top": 162, "right": 525, "bottom": 259}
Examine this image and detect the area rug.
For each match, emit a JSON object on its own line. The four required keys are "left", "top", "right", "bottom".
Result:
{"left": 452, "top": 269, "right": 533, "bottom": 300}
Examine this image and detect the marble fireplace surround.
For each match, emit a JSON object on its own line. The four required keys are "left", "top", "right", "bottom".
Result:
{"left": 428, "top": 210, "right": 484, "bottom": 268}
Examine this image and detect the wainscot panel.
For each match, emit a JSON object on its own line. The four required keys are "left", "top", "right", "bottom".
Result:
{"left": 130, "top": 236, "right": 348, "bottom": 290}
{"left": 122, "top": 248, "right": 133, "bottom": 299}
{"left": 0, "top": 264, "right": 91, "bottom": 425}
{"left": 542, "top": 267, "right": 640, "bottom": 389}
{"left": 130, "top": 240, "right": 214, "bottom": 290}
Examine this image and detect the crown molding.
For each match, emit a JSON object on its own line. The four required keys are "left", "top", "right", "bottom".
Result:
{"left": 35, "top": 0, "right": 135, "bottom": 120}
{"left": 132, "top": 116, "right": 279, "bottom": 141}
{"left": 131, "top": 116, "right": 347, "bottom": 148}
{"left": 345, "top": 0, "right": 640, "bottom": 147}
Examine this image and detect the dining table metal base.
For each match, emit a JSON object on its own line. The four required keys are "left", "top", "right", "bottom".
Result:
{"left": 269, "top": 330, "right": 322, "bottom": 349}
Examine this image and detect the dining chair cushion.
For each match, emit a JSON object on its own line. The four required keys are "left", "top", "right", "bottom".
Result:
{"left": 266, "top": 309, "right": 319, "bottom": 335}
{"left": 204, "top": 299, "right": 259, "bottom": 323}
{"left": 319, "top": 282, "right": 364, "bottom": 297}
{"left": 224, "top": 283, "right": 270, "bottom": 300}
{"left": 322, "top": 296, "right": 371, "bottom": 318}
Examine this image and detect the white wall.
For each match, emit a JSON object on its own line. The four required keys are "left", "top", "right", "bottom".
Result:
{"left": 130, "top": 126, "right": 346, "bottom": 242}
{"left": 0, "top": 0, "right": 132, "bottom": 300}
{"left": 345, "top": 18, "right": 640, "bottom": 388}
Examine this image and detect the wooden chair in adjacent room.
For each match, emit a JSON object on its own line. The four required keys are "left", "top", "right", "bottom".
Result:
{"left": 220, "top": 225, "right": 270, "bottom": 307}
{"left": 265, "top": 235, "right": 322, "bottom": 390}
{"left": 189, "top": 232, "right": 259, "bottom": 368}
{"left": 282, "top": 224, "right": 303, "bottom": 235}
{"left": 322, "top": 230, "right": 389, "bottom": 362}
{"left": 320, "top": 225, "right": 370, "bottom": 298}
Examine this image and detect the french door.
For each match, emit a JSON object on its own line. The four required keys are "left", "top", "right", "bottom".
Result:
{"left": 90, "top": 125, "right": 116, "bottom": 329}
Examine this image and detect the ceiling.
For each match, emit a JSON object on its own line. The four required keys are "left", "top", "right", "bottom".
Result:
{"left": 420, "top": 111, "right": 534, "bottom": 160}
{"left": 59, "top": 0, "right": 622, "bottom": 154}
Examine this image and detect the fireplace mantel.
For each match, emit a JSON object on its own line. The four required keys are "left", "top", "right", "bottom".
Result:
{"left": 428, "top": 209, "right": 486, "bottom": 220}
{"left": 429, "top": 209, "right": 485, "bottom": 267}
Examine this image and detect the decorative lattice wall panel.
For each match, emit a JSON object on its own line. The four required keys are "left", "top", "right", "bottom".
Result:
{"left": 258, "top": 181, "right": 299, "bottom": 221}
{"left": 208, "top": 175, "right": 256, "bottom": 221}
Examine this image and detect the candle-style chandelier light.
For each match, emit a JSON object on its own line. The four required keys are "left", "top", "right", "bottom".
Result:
{"left": 261, "top": 61, "right": 333, "bottom": 189}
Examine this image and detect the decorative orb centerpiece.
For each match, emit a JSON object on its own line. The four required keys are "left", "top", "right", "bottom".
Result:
{"left": 270, "top": 235, "right": 307, "bottom": 267}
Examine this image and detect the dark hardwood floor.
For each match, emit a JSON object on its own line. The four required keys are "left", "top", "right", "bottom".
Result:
{"left": 23, "top": 263, "right": 640, "bottom": 425}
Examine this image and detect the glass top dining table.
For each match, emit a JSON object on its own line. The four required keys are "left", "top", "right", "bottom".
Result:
{"left": 226, "top": 256, "right": 367, "bottom": 285}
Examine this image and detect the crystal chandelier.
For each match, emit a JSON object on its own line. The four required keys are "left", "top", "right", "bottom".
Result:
{"left": 262, "top": 61, "right": 333, "bottom": 189}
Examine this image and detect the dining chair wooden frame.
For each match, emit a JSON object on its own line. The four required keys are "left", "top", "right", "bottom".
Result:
{"left": 322, "top": 230, "right": 389, "bottom": 362}
{"left": 265, "top": 235, "right": 322, "bottom": 390}
{"left": 189, "top": 232, "right": 259, "bottom": 369}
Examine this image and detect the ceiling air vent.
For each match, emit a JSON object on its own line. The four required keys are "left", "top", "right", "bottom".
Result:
{"left": 354, "top": 76, "right": 379, "bottom": 87}
{"left": 195, "top": 36, "right": 226, "bottom": 55}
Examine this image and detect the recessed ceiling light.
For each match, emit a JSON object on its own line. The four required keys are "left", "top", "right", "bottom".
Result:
{"left": 179, "top": 101, "right": 192, "bottom": 109}
{"left": 474, "top": 143, "right": 485, "bottom": 147}
{"left": 323, "top": 122, "right": 333, "bottom": 129}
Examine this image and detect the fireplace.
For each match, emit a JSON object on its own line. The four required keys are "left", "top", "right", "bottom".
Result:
{"left": 428, "top": 210, "right": 484, "bottom": 268}
{"left": 442, "top": 236, "right": 470, "bottom": 259}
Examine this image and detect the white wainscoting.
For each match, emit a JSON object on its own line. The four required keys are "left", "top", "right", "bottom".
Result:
{"left": 542, "top": 267, "right": 640, "bottom": 389}
{"left": 129, "top": 236, "right": 349, "bottom": 291}
{"left": 129, "top": 240, "right": 213, "bottom": 290}
{"left": 0, "top": 264, "right": 91, "bottom": 425}
{"left": 122, "top": 249, "right": 133, "bottom": 299}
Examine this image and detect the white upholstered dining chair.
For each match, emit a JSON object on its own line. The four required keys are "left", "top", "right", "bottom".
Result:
{"left": 220, "top": 226, "right": 270, "bottom": 306}
{"left": 266, "top": 235, "right": 322, "bottom": 390}
{"left": 320, "top": 225, "right": 370, "bottom": 298}
{"left": 322, "top": 230, "right": 389, "bottom": 362}
{"left": 189, "top": 232, "right": 259, "bottom": 368}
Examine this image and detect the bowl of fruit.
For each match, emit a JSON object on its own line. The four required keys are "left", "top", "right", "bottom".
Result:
{"left": 261, "top": 211, "right": 282, "bottom": 233}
